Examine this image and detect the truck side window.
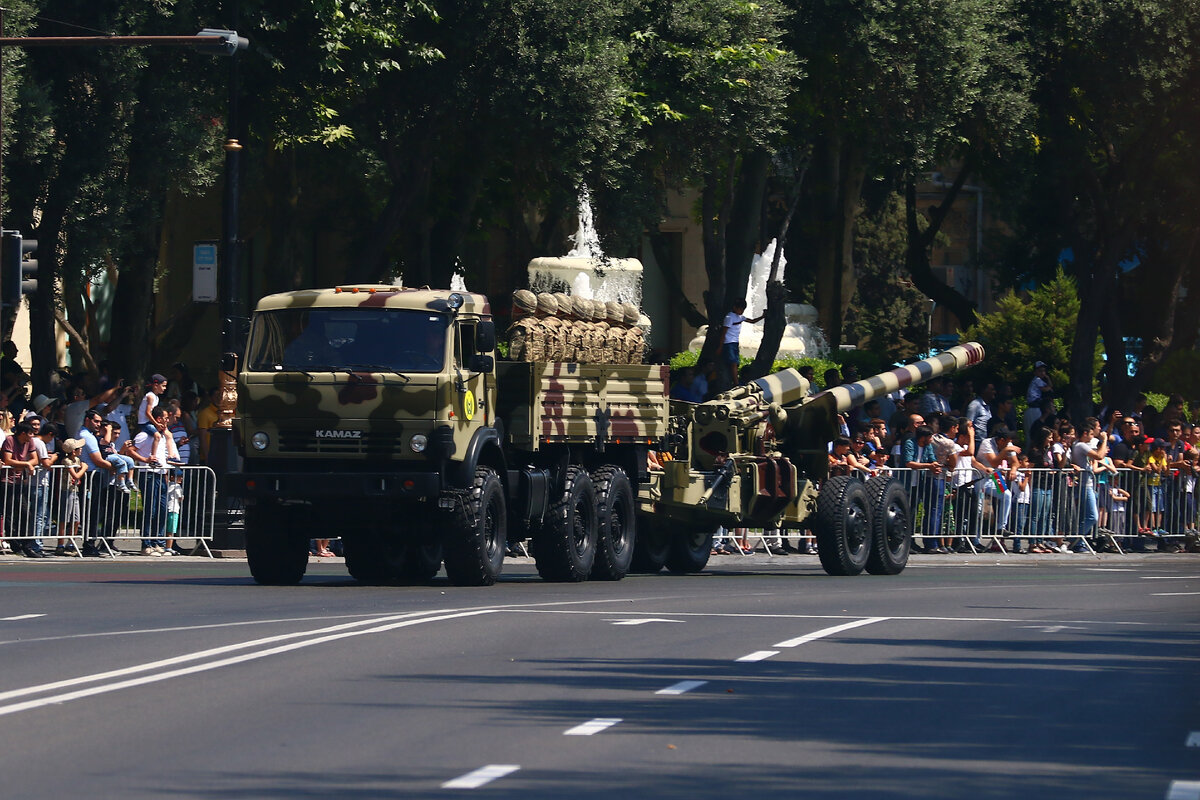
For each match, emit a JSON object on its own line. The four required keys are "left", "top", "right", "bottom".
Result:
{"left": 457, "top": 322, "right": 476, "bottom": 367}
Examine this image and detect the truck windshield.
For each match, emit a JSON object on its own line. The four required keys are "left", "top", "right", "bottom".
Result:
{"left": 246, "top": 308, "right": 449, "bottom": 373}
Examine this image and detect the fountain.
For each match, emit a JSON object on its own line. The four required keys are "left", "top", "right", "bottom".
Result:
{"left": 686, "top": 239, "right": 828, "bottom": 358}
{"left": 526, "top": 186, "right": 648, "bottom": 325}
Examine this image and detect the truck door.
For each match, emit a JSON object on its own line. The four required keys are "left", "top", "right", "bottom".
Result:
{"left": 454, "top": 320, "right": 489, "bottom": 426}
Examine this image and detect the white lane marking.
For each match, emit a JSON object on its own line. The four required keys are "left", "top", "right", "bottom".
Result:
{"left": 1154, "top": 592, "right": 1200, "bottom": 597}
{"left": 1021, "top": 625, "right": 1087, "bottom": 634}
{"left": 506, "top": 608, "right": 1153, "bottom": 626}
{"left": 1167, "top": 780, "right": 1200, "bottom": 800}
{"left": 1186, "top": 731, "right": 1200, "bottom": 747}
{"left": 774, "top": 617, "right": 888, "bottom": 648}
{"left": 0, "top": 614, "right": 45, "bottom": 622}
{"left": 0, "top": 610, "right": 497, "bottom": 717}
{"left": 608, "top": 618, "right": 681, "bottom": 626}
{"left": 1086, "top": 568, "right": 1135, "bottom": 572}
{"left": 656, "top": 680, "right": 707, "bottom": 695}
{"left": 564, "top": 718, "right": 622, "bottom": 736}
{"left": 1142, "top": 576, "right": 1200, "bottom": 580}
{"left": 442, "top": 764, "right": 520, "bottom": 789}
{"left": 736, "top": 650, "right": 779, "bottom": 662}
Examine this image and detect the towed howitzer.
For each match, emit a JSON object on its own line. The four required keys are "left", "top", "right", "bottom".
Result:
{"left": 652, "top": 343, "right": 985, "bottom": 529}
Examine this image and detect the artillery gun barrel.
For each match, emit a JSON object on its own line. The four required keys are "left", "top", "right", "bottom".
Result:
{"left": 811, "top": 342, "right": 985, "bottom": 414}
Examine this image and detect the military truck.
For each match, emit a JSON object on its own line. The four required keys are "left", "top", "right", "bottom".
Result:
{"left": 225, "top": 284, "right": 983, "bottom": 586}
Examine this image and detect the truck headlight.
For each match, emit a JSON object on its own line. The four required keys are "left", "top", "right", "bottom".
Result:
{"left": 251, "top": 432, "right": 270, "bottom": 451}
{"left": 410, "top": 434, "right": 428, "bottom": 453}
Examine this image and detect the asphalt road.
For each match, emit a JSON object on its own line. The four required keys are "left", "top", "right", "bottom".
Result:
{"left": 0, "top": 553, "right": 1197, "bottom": 799}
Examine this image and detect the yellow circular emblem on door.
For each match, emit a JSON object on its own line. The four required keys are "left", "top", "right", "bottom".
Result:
{"left": 463, "top": 390, "right": 476, "bottom": 421}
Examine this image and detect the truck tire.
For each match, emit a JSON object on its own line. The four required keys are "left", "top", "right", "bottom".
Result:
{"left": 534, "top": 466, "right": 597, "bottom": 582}
{"left": 814, "top": 475, "right": 872, "bottom": 576}
{"left": 343, "top": 533, "right": 398, "bottom": 585}
{"left": 590, "top": 466, "right": 635, "bottom": 581}
{"left": 402, "top": 538, "right": 444, "bottom": 582}
{"left": 245, "top": 504, "right": 308, "bottom": 586}
{"left": 864, "top": 476, "right": 911, "bottom": 575}
{"left": 630, "top": 516, "right": 670, "bottom": 573}
{"left": 665, "top": 528, "right": 714, "bottom": 574}
{"left": 442, "top": 466, "right": 507, "bottom": 586}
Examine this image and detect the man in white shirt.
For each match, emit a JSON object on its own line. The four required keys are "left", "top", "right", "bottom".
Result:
{"left": 976, "top": 425, "right": 1019, "bottom": 538}
{"left": 717, "top": 299, "right": 763, "bottom": 389}
{"left": 133, "top": 407, "right": 181, "bottom": 556}
{"left": 1070, "top": 417, "right": 1108, "bottom": 552}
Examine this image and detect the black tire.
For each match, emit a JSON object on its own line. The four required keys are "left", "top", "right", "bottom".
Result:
{"left": 442, "top": 467, "right": 507, "bottom": 586}
{"left": 665, "top": 528, "right": 714, "bottom": 574}
{"left": 814, "top": 475, "right": 873, "bottom": 576}
{"left": 630, "top": 515, "right": 670, "bottom": 573}
{"left": 245, "top": 503, "right": 308, "bottom": 586}
{"left": 864, "top": 476, "right": 911, "bottom": 575}
{"left": 342, "top": 531, "right": 404, "bottom": 585}
{"left": 534, "top": 466, "right": 597, "bottom": 582}
{"left": 590, "top": 466, "right": 636, "bottom": 581}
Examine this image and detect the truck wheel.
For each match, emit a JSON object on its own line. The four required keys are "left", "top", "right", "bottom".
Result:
{"left": 534, "top": 466, "right": 597, "bottom": 582}
{"left": 245, "top": 504, "right": 308, "bottom": 586}
{"left": 442, "top": 466, "right": 507, "bottom": 586}
{"left": 630, "top": 516, "right": 670, "bottom": 573}
{"left": 814, "top": 475, "right": 872, "bottom": 576}
{"left": 590, "top": 466, "right": 635, "bottom": 581}
{"left": 342, "top": 531, "right": 405, "bottom": 585}
{"left": 401, "top": 536, "right": 443, "bottom": 582}
{"left": 864, "top": 476, "right": 911, "bottom": 575}
{"left": 665, "top": 528, "right": 714, "bottom": 574}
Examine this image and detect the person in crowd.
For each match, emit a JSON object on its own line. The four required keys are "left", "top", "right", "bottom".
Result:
{"left": 670, "top": 367, "right": 704, "bottom": 403}
{"left": 1146, "top": 437, "right": 1168, "bottom": 536}
{"left": 1070, "top": 417, "right": 1109, "bottom": 553}
{"left": 823, "top": 367, "right": 842, "bottom": 393}
{"left": 165, "top": 469, "right": 185, "bottom": 556}
{"left": 2, "top": 421, "right": 41, "bottom": 556}
{"left": 0, "top": 409, "right": 14, "bottom": 451}
{"left": 167, "top": 362, "right": 201, "bottom": 403}
{"left": 904, "top": 424, "right": 944, "bottom": 551}
{"left": 166, "top": 400, "right": 192, "bottom": 464}
{"left": 104, "top": 381, "right": 137, "bottom": 449}
{"left": 64, "top": 380, "right": 122, "bottom": 442}
{"left": 798, "top": 365, "right": 818, "bottom": 396}
{"left": 1026, "top": 427, "right": 1057, "bottom": 553}
{"left": 1011, "top": 453, "right": 1033, "bottom": 553}
{"left": 195, "top": 386, "right": 221, "bottom": 462}
{"left": 132, "top": 406, "right": 181, "bottom": 556}
{"left": 917, "top": 378, "right": 951, "bottom": 417}
{"left": 57, "top": 438, "right": 87, "bottom": 555}
{"left": 976, "top": 424, "right": 1019, "bottom": 542}
{"left": 138, "top": 373, "right": 169, "bottom": 436}
{"left": 78, "top": 407, "right": 127, "bottom": 557}
{"left": 0, "top": 341, "right": 30, "bottom": 417}
{"left": 1162, "top": 420, "right": 1189, "bottom": 532}
{"left": 97, "top": 421, "right": 136, "bottom": 494}
{"left": 987, "top": 394, "right": 1015, "bottom": 438}
{"left": 31, "top": 419, "right": 62, "bottom": 555}
{"left": 966, "top": 382, "right": 995, "bottom": 440}
{"left": 718, "top": 299, "right": 763, "bottom": 389}
{"left": 828, "top": 436, "right": 855, "bottom": 476}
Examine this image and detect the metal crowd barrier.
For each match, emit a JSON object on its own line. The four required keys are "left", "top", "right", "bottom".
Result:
{"left": 0, "top": 464, "right": 216, "bottom": 557}
{"left": 889, "top": 466, "right": 1196, "bottom": 554}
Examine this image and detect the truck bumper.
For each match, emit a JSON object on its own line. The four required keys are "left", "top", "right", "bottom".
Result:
{"left": 224, "top": 471, "right": 441, "bottom": 502}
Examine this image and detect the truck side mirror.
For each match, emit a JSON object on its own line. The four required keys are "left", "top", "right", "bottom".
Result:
{"left": 476, "top": 320, "right": 497, "bottom": 352}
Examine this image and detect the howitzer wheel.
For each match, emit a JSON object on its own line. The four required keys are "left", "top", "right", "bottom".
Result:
{"left": 630, "top": 515, "right": 670, "bottom": 573}
{"left": 590, "top": 466, "right": 635, "bottom": 581}
{"left": 245, "top": 503, "right": 308, "bottom": 586}
{"left": 534, "top": 466, "right": 597, "bottom": 582}
{"left": 442, "top": 466, "right": 507, "bottom": 586}
{"left": 814, "top": 475, "right": 872, "bottom": 576}
{"left": 665, "top": 528, "right": 714, "bottom": 574}
{"left": 864, "top": 476, "right": 911, "bottom": 575}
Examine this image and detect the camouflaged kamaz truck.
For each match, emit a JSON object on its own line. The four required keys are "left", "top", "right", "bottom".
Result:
{"left": 226, "top": 283, "right": 983, "bottom": 586}
{"left": 225, "top": 285, "right": 670, "bottom": 587}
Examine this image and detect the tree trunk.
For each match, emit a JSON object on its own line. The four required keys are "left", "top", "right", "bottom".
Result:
{"left": 903, "top": 172, "right": 979, "bottom": 329}
{"left": 812, "top": 131, "right": 865, "bottom": 348}
{"left": 647, "top": 231, "right": 706, "bottom": 328}
{"left": 725, "top": 147, "right": 771, "bottom": 308}
{"left": 698, "top": 157, "right": 740, "bottom": 366}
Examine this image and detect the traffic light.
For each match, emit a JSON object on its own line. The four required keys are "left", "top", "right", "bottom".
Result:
{"left": 1, "top": 231, "right": 38, "bottom": 307}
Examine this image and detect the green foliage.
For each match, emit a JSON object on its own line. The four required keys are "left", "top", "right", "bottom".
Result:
{"left": 845, "top": 193, "right": 931, "bottom": 362}
{"left": 669, "top": 349, "right": 883, "bottom": 389}
{"left": 961, "top": 267, "right": 1101, "bottom": 394}
{"left": 1149, "top": 351, "right": 1200, "bottom": 402}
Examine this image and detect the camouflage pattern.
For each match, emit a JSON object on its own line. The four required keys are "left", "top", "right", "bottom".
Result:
{"left": 592, "top": 303, "right": 612, "bottom": 364}
{"left": 620, "top": 303, "right": 643, "bottom": 364}
{"left": 495, "top": 361, "right": 670, "bottom": 451}
{"left": 569, "top": 296, "right": 596, "bottom": 362}
{"left": 235, "top": 285, "right": 495, "bottom": 473}
{"left": 533, "top": 293, "right": 560, "bottom": 363}
{"left": 641, "top": 342, "right": 987, "bottom": 530}
{"left": 507, "top": 290, "right": 538, "bottom": 362}
{"left": 605, "top": 319, "right": 628, "bottom": 365}
{"left": 553, "top": 293, "right": 576, "bottom": 361}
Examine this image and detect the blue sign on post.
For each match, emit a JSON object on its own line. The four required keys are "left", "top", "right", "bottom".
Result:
{"left": 193, "top": 241, "right": 218, "bottom": 303}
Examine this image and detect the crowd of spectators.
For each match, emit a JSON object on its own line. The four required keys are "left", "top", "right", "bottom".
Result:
{"left": 0, "top": 343, "right": 220, "bottom": 558}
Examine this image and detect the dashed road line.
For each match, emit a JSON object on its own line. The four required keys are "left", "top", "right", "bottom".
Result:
{"left": 442, "top": 764, "right": 520, "bottom": 789}
{"left": 564, "top": 718, "right": 622, "bottom": 736}
{"left": 1154, "top": 592, "right": 1200, "bottom": 597}
{"left": 1141, "top": 576, "right": 1200, "bottom": 580}
{"left": 656, "top": 680, "right": 707, "bottom": 695}
{"left": 0, "top": 614, "right": 45, "bottom": 622}
{"left": 774, "top": 617, "right": 888, "bottom": 648}
{"left": 736, "top": 650, "right": 779, "bottom": 662}
{"left": 1167, "top": 780, "right": 1200, "bottom": 800}
{"left": 607, "top": 618, "right": 681, "bottom": 626}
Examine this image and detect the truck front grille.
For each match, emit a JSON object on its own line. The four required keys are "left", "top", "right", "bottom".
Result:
{"left": 276, "top": 432, "right": 405, "bottom": 456}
